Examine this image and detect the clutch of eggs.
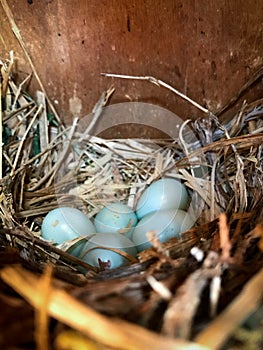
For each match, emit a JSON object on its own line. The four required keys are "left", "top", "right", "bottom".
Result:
{"left": 41, "top": 178, "right": 194, "bottom": 268}
{"left": 41, "top": 206, "right": 138, "bottom": 269}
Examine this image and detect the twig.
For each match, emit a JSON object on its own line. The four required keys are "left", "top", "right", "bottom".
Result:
{"left": 101, "top": 73, "right": 210, "bottom": 114}
{"left": 175, "top": 133, "right": 263, "bottom": 168}
{"left": 209, "top": 113, "right": 247, "bottom": 211}
{"left": 35, "top": 265, "right": 52, "bottom": 350}
{"left": 3, "top": 101, "right": 35, "bottom": 123}
{"left": 28, "top": 118, "right": 78, "bottom": 191}
{"left": 146, "top": 275, "right": 172, "bottom": 301}
{"left": 11, "top": 73, "right": 32, "bottom": 110}
{"left": 162, "top": 253, "right": 220, "bottom": 339}
{"left": 36, "top": 91, "right": 49, "bottom": 173}
{"left": 229, "top": 100, "right": 247, "bottom": 137}
{"left": 209, "top": 275, "right": 221, "bottom": 318}
{"left": 194, "top": 266, "right": 263, "bottom": 349}
{"left": 0, "top": 50, "right": 13, "bottom": 96}
{"left": 14, "top": 137, "right": 64, "bottom": 178}
{"left": 0, "top": 265, "right": 209, "bottom": 350}
{"left": 46, "top": 117, "right": 78, "bottom": 187}
{"left": 219, "top": 213, "right": 231, "bottom": 262}
{"left": 79, "top": 86, "right": 115, "bottom": 142}
{"left": 210, "top": 158, "right": 218, "bottom": 221}
{"left": 10, "top": 104, "right": 43, "bottom": 177}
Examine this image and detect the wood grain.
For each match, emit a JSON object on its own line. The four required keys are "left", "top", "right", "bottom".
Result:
{"left": 0, "top": 0, "right": 262, "bottom": 137}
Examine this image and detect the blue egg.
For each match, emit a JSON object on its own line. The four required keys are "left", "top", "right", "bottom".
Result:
{"left": 131, "top": 209, "right": 195, "bottom": 252}
{"left": 41, "top": 207, "right": 96, "bottom": 244}
{"left": 94, "top": 202, "right": 138, "bottom": 239}
{"left": 136, "top": 178, "right": 189, "bottom": 219}
{"left": 79, "top": 232, "right": 137, "bottom": 269}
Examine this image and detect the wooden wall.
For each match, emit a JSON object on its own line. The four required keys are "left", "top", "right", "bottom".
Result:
{"left": 0, "top": 0, "right": 262, "bottom": 137}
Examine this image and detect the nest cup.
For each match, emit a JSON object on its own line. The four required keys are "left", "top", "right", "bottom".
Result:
{"left": 54, "top": 101, "right": 208, "bottom": 251}
{"left": 0, "top": 8, "right": 263, "bottom": 345}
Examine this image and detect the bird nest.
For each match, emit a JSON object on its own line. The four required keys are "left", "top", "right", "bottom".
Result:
{"left": 0, "top": 54, "right": 263, "bottom": 350}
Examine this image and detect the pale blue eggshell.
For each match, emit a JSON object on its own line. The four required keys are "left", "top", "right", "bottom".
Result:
{"left": 41, "top": 207, "right": 96, "bottom": 244}
{"left": 131, "top": 209, "right": 195, "bottom": 252}
{"left": 94, "top": 202, "right": 138, "bottom": 239}
{"left": 136, "top": 178, "right": 189, "bottom": 219}
{"left": 59, "top": 235, "right": 93, "bottom": 257}
{"left": 79, "top": 232, "right": 137, "bottom": 269}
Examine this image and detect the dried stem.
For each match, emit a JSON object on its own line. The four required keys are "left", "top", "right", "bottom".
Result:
{"left": 1, "top": 265, "right": 208, "bottom": 350}
{"left": 101, "top": 73, "right": 210, "bottom": 114}
{"left": 11, "top": 104, "right": 42, "bottom": 177}
{"left": 195, "top": 266, "right": 263, "bottom": 349}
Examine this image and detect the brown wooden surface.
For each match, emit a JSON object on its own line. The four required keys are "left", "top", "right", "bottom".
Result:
{"left": 0, "top": 0, "right": 263, "bottom": 137}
